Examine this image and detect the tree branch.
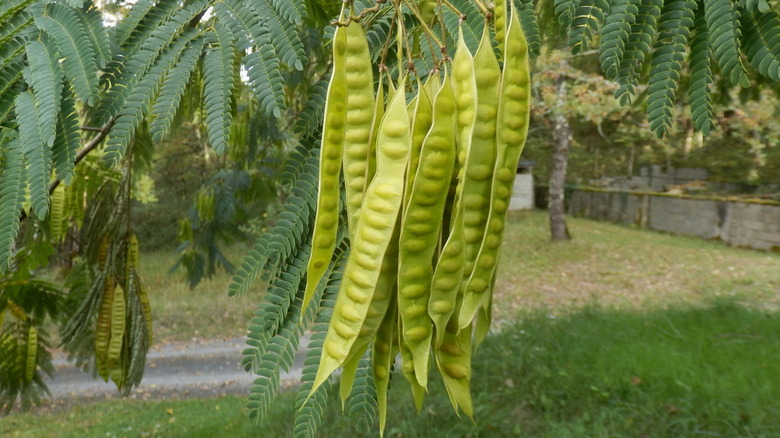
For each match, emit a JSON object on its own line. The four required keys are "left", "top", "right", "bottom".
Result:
{"left": 18, "top": 118, "right": 115, "bottom": 222}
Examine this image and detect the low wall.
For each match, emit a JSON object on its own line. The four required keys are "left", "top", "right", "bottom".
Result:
{"left": 564, "top": 187, "right": 780, "bottom": 251}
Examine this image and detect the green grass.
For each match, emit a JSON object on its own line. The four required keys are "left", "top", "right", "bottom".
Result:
{"left": 144, "top": 210, "right": 780, "bottom": 344}
{"left": 138, "top": 243, "right": 257, "bottom": 343}
{"left": 5, "top": 300, "right": 780, "bottom": 437}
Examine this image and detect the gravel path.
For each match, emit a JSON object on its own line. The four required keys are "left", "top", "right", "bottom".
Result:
{"left": 39, "top": 337, "right": 309, "bottom": 409}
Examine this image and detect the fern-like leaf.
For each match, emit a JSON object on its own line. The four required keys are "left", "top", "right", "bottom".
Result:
{"left": 688, "top": 6, "right": 715, "bottom": 135}
{"left": 703, "top": 0, "right": 751, "bottom": 86}
{"left": 267, "top": 0, "right": 307, "bottom": 26}
{"left": 202, "top": 23, "right": 236, "bottom": 155}
{"left": 76, "top": 6, "right": 112, "bottom": 70}
{"left": 614, "top": 0, "right": 662, "bottom": 104}
{"left": 243, "top": 0, "right": 307, "bottom": 71}
{"left": 0, "top": 0, "right": 37, "bottom": 21}
{"left": 149, "top": 36, "right": 205, "bottom": 142}
{"left": 62, "top": 0, "right": 85, "bottom": 8}
{"left": 599, "top": 0, "right": 639, "bottom": 80}
{"left": 568, "top": 0, "right": 609, "bottom": 54}
{"left": 99, "top": 0, "right": 207, "bottom": 123}
{"left": 344, "top": 353, "right": 378, "bottom": 433}
{"left": 52, "top": 86, "right": 80, "bottom": 184}
{"left": 0, "top": 134, "right": 26, "bottom": 272}
{"left": 646, "top": 0, "right": 696, "bottom": 137}
{"left": 103, "top": 28, "right": 200, "bottom": 164}
{"left": 554, "top": 0, "right": 579, "bottom": 30}
{"left": 739, "top": 0, "right": 771, "bottom": 14}
{"left": 740, "top": 9, "right": 780, "bottom": 81}
{"left": 516, "top": 0, "right": 542, "bottom": 56}
{"left": 110, "top": 0, "right": 156, "bottom": 50}
{"left": 15, "top": 91, "right": 51, "bottom": 219}
{"left": 442, "top": 0, "right": 484, "bottom": 53}
{"left": 25, "top": 38, "right": 62, "bottom": 147}
{"left": 294, "top": 78, "right": 328, "bottom": 136}
{"left": 0, "top": 9, "right": 34, "bottom": 51}
{"left": 228, "top": 152, "right": 319, "bottom": 297}
{"left": 34, "top": 4, "right": 99, "bottom": 106}
{"left": 216, "top": 0, "right": 287, "bottom": 117}
{"left": 0, "top": 59, "right": 24, "bottom": 126}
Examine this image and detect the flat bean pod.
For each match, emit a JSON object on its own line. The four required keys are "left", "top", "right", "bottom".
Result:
{"left": 302, "top": 27, "right": 348, "bottom": 313}
{"left": 25, "top": 325, "right": 37, "bottom": 382}
{"left": 108, "top": 284, "right": 126, "bottom": 366}
{"left": 494, "top": 0, "right": 507, "bottom": 56}
{"left": 372, "top": 295, "right": 397, "bottom": 437}
{"left": 436, "top": 294, "right": 473, "bottom": 419}
{"left": 95, "top": 276, "right": 115, "bottom": 381}
{"left": 457, "top": 26, "right": 501, "bottom": 330}
{"left": 428, "top": 32, "right": 476, "bottom": 347}
{"left": 404, "top": 79, "right": 433, "bottom": 205}
{"left": 365, "top": 72, "right": 386, "bottom": 187}
{"left": 397, "top": 74, "right": 456, "bottom": 386}
{"left": 343, "top": 22, "right": 375, "bottom": 237}
{"left": 398, "top": 315, "right": 426, "bottom": 412}
{"left": 339, "top": 216, "right": 399, "bottom": 403}
{"left": 309, "top": 78, "right": 411, "bottom": 394}
{"left": 461, "top": 3, "right": 531, "bottom": 330}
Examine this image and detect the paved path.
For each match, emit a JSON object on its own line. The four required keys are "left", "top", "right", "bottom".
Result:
{"left": 40, "top": 337, "right": 309, "bottom": 409}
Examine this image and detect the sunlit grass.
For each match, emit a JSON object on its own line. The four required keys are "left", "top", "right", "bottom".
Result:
{"left": 5, "top": 300, "right": 780, "bottom": 437}
{"left": 140, "top": 210, "right": 780, "bottom": 344}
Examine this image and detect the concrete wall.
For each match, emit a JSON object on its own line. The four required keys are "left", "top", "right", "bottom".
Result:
{"left": 510, "top": 173, "right": 534, "bottom": 210}
{"left": 566, "top": 187, "right": 780, "bottom": 251}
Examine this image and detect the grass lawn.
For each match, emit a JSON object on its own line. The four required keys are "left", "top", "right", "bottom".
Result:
{"left": 7, "top": 210, "right": 777, "bottom": 436}
{"left": 145, "top": 210, "right": 780, "bottom": 344}
{"left": 4, "top": 301, "right": 780, "bottom": 437}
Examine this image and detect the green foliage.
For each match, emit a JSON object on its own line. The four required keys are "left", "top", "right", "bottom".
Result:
{"left": 15, "top": 91, "right": 51, "bottom": 219}
{"left": 568, "top": 0, "right": 609, "bottom": 54}
{"left": 0, "top": 135, "right": 26, "bottom": 272}
{"left": 703, "top": 0, "right": 750, "bottom": 86}
{"left": 0, "top": 0, "right": 779, "bottom": 421}
{"left": 598, "top": 0, "right": 638, "bottom": 80}
{"left": 741, "top": 10, "right": 780, "bottom": 81}
{"left": 688, "top": 6, "right": 715, "bottom": 135}
{"left": 516, "top": 0, "right": 542, "bottom": 56}
{"left": 34, "top": 4, "right": 99, "bottom": 106}
{"left": 202, "top": 23, "right": 236, "bottom": 155}
{"left": 646, "top": 0, "right": 695, "bottom": 137}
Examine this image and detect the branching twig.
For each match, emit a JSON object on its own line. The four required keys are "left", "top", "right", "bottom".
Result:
{"left": 18, "top": 118, "right": 115, "bottom": 222}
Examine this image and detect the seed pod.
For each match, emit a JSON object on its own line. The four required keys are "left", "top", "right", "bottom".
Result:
{"left": 309, "top": 77, "right": 411, "bottom": 395}
{"left": 398, "top": 314, "right": 425, "bottom": 412}
{"left": 428, "top": 31, "right": 475, "bottom": 348}
{"left": 339, "top": 216, "right": 399, "bottom": 404}
{"left": 398, "top": 73, "right": 457, "bottom": 386}
{"left": 343, "top": 22, "right": 375, "bottom": 237}
{"left": 435, "top": 295, "right": 473, "bottom": 419}
{"left": 404, "top": 79, "right": 433, "bottom": 205}
{"left": 365, "top": 72, "right": 386, "bottom": 189}
{"left": 25, "top": 325, "right": 37, "bottom": 382}
{"left": 494, "top": 0, "right": 507, "bottom": 56}
{"left": 108, "top": 283, "right": 126, "bottom": 366}
{"left": 95, "top": 275, "right": 116, "bottom": 381}
{"left": 302, "top": 27, "right": 348, "bottom": 313}
{"left": 373, "top": 294, "right": 398, "bottom": 437}
{"left": 457, "top": 25, "right": 501, "bottom": 330}
{"left": 461, "top": 2, "right": 531, "bottom": 330}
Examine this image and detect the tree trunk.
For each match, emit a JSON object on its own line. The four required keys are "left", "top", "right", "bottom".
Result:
{"left": 548, "top": 77, "right": 572, "bottom": 241}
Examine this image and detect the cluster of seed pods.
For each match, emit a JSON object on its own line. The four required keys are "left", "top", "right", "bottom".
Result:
{"left": 303, "top": 2, "right": 530, "bottom": 434}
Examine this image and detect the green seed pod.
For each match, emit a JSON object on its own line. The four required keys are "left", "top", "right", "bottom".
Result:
{"left": 460, "top": 2, "right": 531, "bottom": 330}
{"left": 302, "top": 27, "right": 349, "bottom": 313}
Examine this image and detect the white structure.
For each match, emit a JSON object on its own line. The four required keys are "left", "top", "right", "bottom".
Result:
{"left": 509, "top": 161, "right": 535, "bottom": 210}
